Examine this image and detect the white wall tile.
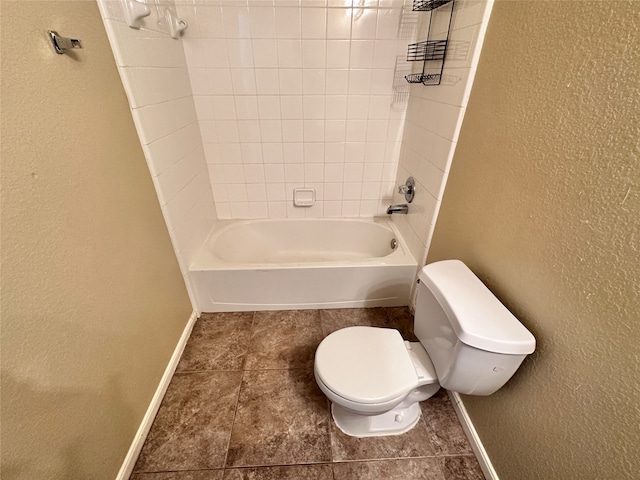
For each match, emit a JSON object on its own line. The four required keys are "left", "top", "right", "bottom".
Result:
{"left": 301, "top": 8, "right": 327, "bottom": 39}
{"left": 227, "top": 183, "right": 248, "bottom": 202}
{"left": 326, "top": 41, "right": 351, "bottom": 68}
{"left": 194, "top": 5, "right": 224, "bottom": 38}
{"left": 249, "top": 201, "right": 269, "bottom": 218}
{"left": 258, "top": 96, "right": 282, "bottom": 119}
{"left": 144, "top": 123, "right": 201, "bottom": 177}
{"left": 325, "top": 182, "right": 343, "bottom": 200}
{"left": 268, "top": 201, "right": 287, "bottom": 218}
{"left": 303, "top": 96, "right": 325, "bottom": 119}
{"left": 351, "top": 8, "right": 378, "bottom": 39}
{"left": 304, "top": 120, "right": 325, "bottom": 142}
{"left": 325, "top": 120, "right": 347, "bottom": 142}
{"left": 237, "top": 120, "right": 262, "bottom": 142}
{"left": 230, "top": 69, "right": 257, "bottom": 94}
{"left": 325, "top": 143, "right": 346, "bottom": 163}
{"left": 218, "top": 143, "right": 242, "bottom": 164}
{"left": 241, "top": 143, "right": 264, "bottom": 164}
{"left": 203, "top": 39, "right": 230, "bottom": 68}
{"left": 348, "top": 69, "right": 372, "bottom": 95}
{"left": 247, "top": 184, "right": 268, "bottom": 202}
{"left": 327, "top": 9, "right": 352, "bottom": 39}
{"left": 155, "top": 146, "right": 205, "bottom": 205}
{"left": 350, "top": 41, "right": 375, "bottom": 69}
{"left": 250, "top": 6, "right": 276, "bottom": 38}
{"left": 230, "top": 202, "right": 251, "bottom": 218}
{"left": 223, "top": 6, "right": 251, "bottom": 38}
{"left": 278, "top": 40, "right": 302, "bottom": 68}
{"left": 280, "top": 95, "right": 303, "bottom": 118}
{"left": 227, "top": 39, "right": 255, "bottom": 67}
{"left": 275, "top": 7, "right": 301, "bottom": 38}
{"left": 253, "top": 39, "right": 279, "bottom": 68}
{"left": 256, "top": 69, "right": 280, "bottom": 94}
{"left": 285, "top": 163, "right": 305, "bottom": 183}
{"left": 303, "top": 142, "right": 324, "bottom": 164}
{"left": 324, "top": 163, "right": 344, "bottom": 182}
{"left": 376, "top": 8, "right": 401, "bottom": 39}
{"left": 302, "top": 40, "right": 327, "bottom": 68}
{"left": 266, "top": 184, "right": 286, "bottom": 201}
{"left": 128, "top": 0, "right": 494, "bottom": 226}
{"left": 282, "top": 120, "right": 304, "bottom": 142}
{"left": 302, "top": 69, "right": 326, "bottom": 94}
{"left": 211, "top": 96, "right": 237, "bottom": 120}
{"left": 265, "top": 164, "right": 286, "bottom": 183}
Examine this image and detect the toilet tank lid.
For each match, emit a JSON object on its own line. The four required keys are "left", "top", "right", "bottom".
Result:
{"left": 418, "top": 260, "right": 536, "bottom": 355}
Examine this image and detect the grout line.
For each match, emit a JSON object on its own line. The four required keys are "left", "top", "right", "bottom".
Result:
{"left": 221, "top": 310, "right": 256, "bottom": 469}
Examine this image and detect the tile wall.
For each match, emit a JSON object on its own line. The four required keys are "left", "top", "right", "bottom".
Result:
{"left": 175, "top": 0, "right": 412, "bottom": 218}
{"left": 97, "top": 0, "right": 217, "bottom": 306}
{"left": 390, "top": 0, "right": 494, "bottom": 267}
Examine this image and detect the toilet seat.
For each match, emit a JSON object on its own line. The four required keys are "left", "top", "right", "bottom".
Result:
{"left": 315, "top": 326, "right": 419, "bottom": 405}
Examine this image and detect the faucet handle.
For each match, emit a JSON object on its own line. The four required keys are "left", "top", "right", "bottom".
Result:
{"left": 398, "top": 177, "right": 415, "bottom": 203}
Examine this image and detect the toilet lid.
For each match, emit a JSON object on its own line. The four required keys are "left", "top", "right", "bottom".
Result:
{"left": 315, "top": 326, "right": 418, "bottom": 405}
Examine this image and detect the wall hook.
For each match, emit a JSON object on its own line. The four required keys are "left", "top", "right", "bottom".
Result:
{"left": 47, "top": 31, "right": 82, "bottom": 55}
{"left": 165, "top": 8, "right": 188, "bottom": 39}
{"left": 124, "top": 0, "right": 151, "bottom": 29}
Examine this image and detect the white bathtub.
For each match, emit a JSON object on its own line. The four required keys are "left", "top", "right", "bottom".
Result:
{"left": 189, "top": 218, "right": 418, "bottom": 312}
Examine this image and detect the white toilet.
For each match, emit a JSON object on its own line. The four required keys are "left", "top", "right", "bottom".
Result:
{"left": 314, "top": 259, "right": 536, "bottom": 437}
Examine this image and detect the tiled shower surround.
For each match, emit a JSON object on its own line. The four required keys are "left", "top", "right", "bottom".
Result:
{"left": 98, "top": 0, "right": 494, "bottom": 305}
{"left": 131, "top": 308, "right": 484, "bottom": 479}
{"left": 177, "top": 0, "right": 410, "bottom": 219}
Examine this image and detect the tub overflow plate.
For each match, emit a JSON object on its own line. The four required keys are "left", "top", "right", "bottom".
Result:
{"left": 390, "top": 238, "right": 398, "bottom": 250}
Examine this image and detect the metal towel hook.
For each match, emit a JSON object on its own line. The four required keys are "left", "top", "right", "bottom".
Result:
{"left": 47, "top": 31, "right": 82, "bottom": 55}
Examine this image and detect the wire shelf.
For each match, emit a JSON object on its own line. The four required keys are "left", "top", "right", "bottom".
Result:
{"left": 406, "top": 40, "right": 448, "bottom": 62}
{"left": 412, "top": 0, "right": 453, "bottom": 11}
{"left": 404, "top": 73, "right": 442, "bottom": 86}
{"left": 404, "top": 0, "right": 454, "bottom": 87}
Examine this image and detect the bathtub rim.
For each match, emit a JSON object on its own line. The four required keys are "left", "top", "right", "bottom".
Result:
{"left": 190, "top": 217, "right": 417, "bottom": 271}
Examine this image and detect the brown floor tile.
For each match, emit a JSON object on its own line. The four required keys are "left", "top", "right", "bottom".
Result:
{"left": 319, "top": 307, "right": 392, "bottom": 336}
{"left": 222, "top": 464, "right": 333, "bottom": 480}
{"left": 439, "top": 456, "right": 485, "bottom": 480}
{"left": 134, "top": 372, "right": 242, "bottom": 472}
{"left": 176, "top": 313, "right": 254, "bottom": 372}
{"left": 135, "top": 309, "right": 485, "bottom": 480}
{"left": 245, "top": 310, "right": 323, "bottom": 370}
{"left": 226, "top": 369, "right": 332, "bottom": 467}
{"left": 330, "top": 412, "right": 436, "bottom": 461}
{"left": 385, "top": 306, "right": 419, "bottom": 341}
{"left": 131, "top": 471, "right": 223, "bottom": 480}
{"left": 332, "top": 458, "right": 444, "bottom": 480}
{"left": 421, "top": 390, "right": 473, "bottom": 455}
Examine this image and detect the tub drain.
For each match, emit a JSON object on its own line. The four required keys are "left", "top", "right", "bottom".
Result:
{"left": 390, "top": 238, "right": 398, "bottom": 250}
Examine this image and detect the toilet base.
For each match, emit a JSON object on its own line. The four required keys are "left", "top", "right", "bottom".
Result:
{"left": 331, "top": 402, "right": 421, "bottom": 437}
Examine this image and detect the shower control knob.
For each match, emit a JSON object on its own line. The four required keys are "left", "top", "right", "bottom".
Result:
{"left": 398, "top": 177, "right": 415, "bottom": 203}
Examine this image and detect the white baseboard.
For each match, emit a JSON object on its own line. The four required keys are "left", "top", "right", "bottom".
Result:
{"left": 447, "top": 391, "right": 499, "bottom": 480}
{"left": 116, "top": 311, "right": 198, "bottom": 480}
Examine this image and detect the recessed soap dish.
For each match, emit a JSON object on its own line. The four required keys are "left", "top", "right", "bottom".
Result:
{"left": 293, "top": 188, "right": 315, "bottom": 207}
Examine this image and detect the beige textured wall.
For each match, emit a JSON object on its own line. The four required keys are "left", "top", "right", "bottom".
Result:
{"left": 0, "top": 1, "right": 193, "bottom": 478}
{"left": 427, "top": 1, "right": 640, "bottom": 479}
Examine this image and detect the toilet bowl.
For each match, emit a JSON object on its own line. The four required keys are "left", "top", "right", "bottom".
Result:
{"left": 314, "top": 260, "right": 536, "bottom": 437}
{"left": 314, "top": 326, "right": 440, "bottom": 436}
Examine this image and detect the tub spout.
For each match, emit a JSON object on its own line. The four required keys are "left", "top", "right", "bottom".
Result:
{"left": 386, "top": 204, "right": 408, "bottom": 214}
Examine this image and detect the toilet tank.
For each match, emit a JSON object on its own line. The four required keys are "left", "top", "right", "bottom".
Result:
{"left": 415, "top": 260, "right": 535, "bottom": 396}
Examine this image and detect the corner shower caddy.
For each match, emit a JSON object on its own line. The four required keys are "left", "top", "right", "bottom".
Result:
{"left": 405, "top": 0, "right": 455, "bottom": 86}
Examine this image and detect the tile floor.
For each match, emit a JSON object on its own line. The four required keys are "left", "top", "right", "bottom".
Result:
{"left": 131, "top": 308, "right": 485, "bottom": 479}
